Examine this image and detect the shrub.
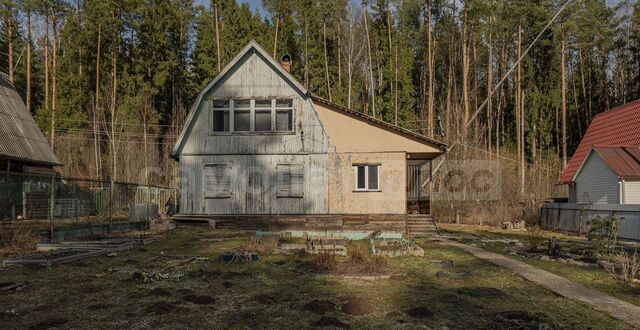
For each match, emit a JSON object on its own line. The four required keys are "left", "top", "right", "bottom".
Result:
{"left": 347, "top": 244, "right": 369, "bottom": 264}
{"left": 312, "top": 252, "right": 337, "bottom": 272}
{"left": 588, "top": 216, "right": 620, "bottom": 252}
{"left": 361, "top": 255, "right": 389, "bottom": 274}
{"left": 601, "top": 248, "right": 640, "bottom": 285}
{"left": 525, "top": 225, "right": 546, "bottom": 252}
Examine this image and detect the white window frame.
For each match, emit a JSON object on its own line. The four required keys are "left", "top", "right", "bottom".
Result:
{"left": 211, "top": 98, "right": 294, "bottom": 134}
{"left": 353, "top": 164, "right": 381, "bottom": 192}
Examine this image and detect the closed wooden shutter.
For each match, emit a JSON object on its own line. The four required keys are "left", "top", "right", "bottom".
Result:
{"left": 276, "top": 164, "right": 304, "bottom": 198}
{"left": 204, "top": 164, "right": 232, "bottom": 198}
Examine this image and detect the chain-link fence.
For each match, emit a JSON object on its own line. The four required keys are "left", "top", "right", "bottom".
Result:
{"left": 0, "top": 172, "right": 178, "bottom": 222}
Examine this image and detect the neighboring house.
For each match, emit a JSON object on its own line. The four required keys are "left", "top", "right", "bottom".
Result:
{"left": 0, "top": 72, "right": 61, "bottom": 219}
{"left": 572, "top": 147, "right": 640, "bottom": 204}
{"left": 559, "top": 99, "right": 640, "bottom": 203}
{"left": 172, "top": 41, "right": 447, "bottom": 225}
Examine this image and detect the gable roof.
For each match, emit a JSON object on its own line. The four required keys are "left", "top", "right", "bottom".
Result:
{"left": 171, "top": 40, "right": 308, "bottom": 157}
{"left": 575, "top": 146, "right": 640, "bottom": 181}
{"left": 311, "top": 96, "right": 447, "bottom": 152}
{"left": 560, "top": 99, "right": 640, "bottom": 184}
{"left": 0, "top": 72, "right": 61, "bottom": 166}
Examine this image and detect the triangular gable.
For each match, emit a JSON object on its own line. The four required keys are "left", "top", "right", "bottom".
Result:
{"left": 172, "top": 40, "right": 308, "bottom": 157}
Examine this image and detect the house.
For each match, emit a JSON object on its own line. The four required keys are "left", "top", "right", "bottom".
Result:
{"left": 171, "top": 41, "right": 447, "bottom": 231}
{"left": 572, "top": 147, "right": 640, "bottom": 204}
{"left": 0, "top": 72, "right": 61, "bottom": 219}
{"left": 559, "top": 99, "right": 640, "bottom": 204}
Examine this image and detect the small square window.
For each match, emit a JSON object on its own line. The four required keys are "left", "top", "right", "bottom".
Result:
{"left": 276, "top": 99, "right": 293, "bottom": 108}
{"left": 255, "top": 110, "right": 272, "bottom": 132}
{"left": 354, "top": 165, "right": 380, "bottom": 191}
{"left": 234, "top": 110, "right": 250, "bottom": 131}
{"left": 212, "top": 110, "right": 229, "bottom": 132}
{"left": 276, "top": 110, "right": 293, "bottom": 132}
{"left": 234, "top": 99, "right": 250, "bottom": 109}
{"left": 213, "top": 100, "right": 229, "bottom": 109}
{"left": 255, "top": 99, "right": 272, "bottom": 108}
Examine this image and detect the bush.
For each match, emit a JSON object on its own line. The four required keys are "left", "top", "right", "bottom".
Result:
{"left": 525, "top": 225, "right": 546, "bottom": 252}
{"left": 601, "top": 248, "right": 640, "bottom": 285}
{"left": 360, "top": 255, "right": 389, "bottom": 274}
{"left": 588, "top": 216, "right": 620, "bottom": 252}
{"left": 312, "top": 252, "right": 338, "bottom": 272}
{"left": 347, "top": 244, "right": 369, "bottom": 264}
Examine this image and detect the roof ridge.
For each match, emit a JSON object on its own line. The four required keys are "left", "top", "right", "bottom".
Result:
{"left": 593, "top": 98, "right": 640, "bottom": 119}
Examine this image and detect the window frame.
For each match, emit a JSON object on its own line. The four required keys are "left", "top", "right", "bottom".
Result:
{"left": 353, "top": 164, "right": 381, "bottom": 192}
{"left": 210, "top": 98, "right": 295, "bottom": 135}
{"left": 276, "top": 163, "right": 304, "bottom": 198}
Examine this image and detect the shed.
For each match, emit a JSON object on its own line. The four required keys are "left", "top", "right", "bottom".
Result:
{"left": 573, "top": 147, "right": 640, "bottom": 204}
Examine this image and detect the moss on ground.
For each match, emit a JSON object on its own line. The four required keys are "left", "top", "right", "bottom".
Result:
{"left": 0, "top": 228, "right": 632, "bottom": 329}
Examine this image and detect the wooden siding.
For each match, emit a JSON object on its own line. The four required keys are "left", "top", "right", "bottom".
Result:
{"left": 624, "top": 181, "right": 640, "bottom": 204}
{"left": 328, "top": 152, "right": 406, "bottom": 214}
{"left": 575, "top": 152, "right": 621, "bottom": 204}
{"left": 180, "top": 154, "right": 328, "bottom": 214}
{"left": 177, "top": 49, "right": 329, "bottom": 156}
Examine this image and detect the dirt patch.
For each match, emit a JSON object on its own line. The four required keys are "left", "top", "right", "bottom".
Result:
{"left": 339, "top": 296, "right": 374, "bottom": 315}
{"left": 146, "top": 302, "right": 178, "bottom": 315}
{"left": 253, "top": 293, "right": 276, "bottom": 305}
{"left": 176, "top": 288, "right": 194, "bottom": 295}
{"left": 491, "top": 310, "right": 559, "bottom": 329}
{"left": 312, "top": 316, "right": 350, "bottom": 329}
{"left": 29, "top": 317, "right": 68, "bottom": 330}
{"left": 148, "top": 288, "right": 172, "bottom": 297}
{"left": 222, "top": 281, "right": 233, "bottom": 288}
{"left": 303, "top": 299, "right": 336, "bottom": 314}
{"left": 457, "top": 287, "right": 505, "bottom": 298}
{"left": 87, "top": 303, "right": 114, "bottom": 311}
{"left": 406, "top": 306, "right": 433, "bottom": 319}
{"left": 184, "top": 294, "right": 216, "bottom": 305}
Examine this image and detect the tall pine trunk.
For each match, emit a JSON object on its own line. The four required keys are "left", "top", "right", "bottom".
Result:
{"left": 26, "top": 11, "right": 32, "bottom": 112}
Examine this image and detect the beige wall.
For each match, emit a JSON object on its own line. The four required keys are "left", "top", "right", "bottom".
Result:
{"left": 328, "top": 152, "right": 406, "bottom": 214}
{"left": 314, "top": 102, "right": 442, "bottom": 154}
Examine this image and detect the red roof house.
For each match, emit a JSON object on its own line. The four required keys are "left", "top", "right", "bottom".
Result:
{"left": 560, "top": 99, "right": 640, "bottom": 184}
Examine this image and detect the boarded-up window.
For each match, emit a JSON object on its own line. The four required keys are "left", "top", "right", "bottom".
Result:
{"left": 203, "top": 164, "right": 232, "bottom": 198}
{"left": 276, "top": 164, "right": 304, "bottom": 198}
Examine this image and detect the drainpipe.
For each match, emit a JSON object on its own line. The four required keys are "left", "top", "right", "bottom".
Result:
{"left": 620, "top": 179, "right": 625, "bottom": 204}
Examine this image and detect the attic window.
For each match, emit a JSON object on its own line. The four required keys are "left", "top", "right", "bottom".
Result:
{"left": 211, "top": 99, "right": 294, "bottom": 133}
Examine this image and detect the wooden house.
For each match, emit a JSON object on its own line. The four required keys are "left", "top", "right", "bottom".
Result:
{"left": 0, "top": 72, "right": 61, "bottom": 219}
{"left": 171, "top": 41, "right": 447, "bottom": 233}
{"left": 560, "top": 100, "right": 640, "bottom": 205}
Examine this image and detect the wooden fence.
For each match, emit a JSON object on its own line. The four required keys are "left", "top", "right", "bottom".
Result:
{"left": 540, "top": 203, "right": 640, "bottom": 241}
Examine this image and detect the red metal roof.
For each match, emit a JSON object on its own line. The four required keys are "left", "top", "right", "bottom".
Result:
{"left": 559, "top": 99, "right": 640, "bottom": 184}
{"left": 589, "top": 147, "right": 640, "bottom": 180}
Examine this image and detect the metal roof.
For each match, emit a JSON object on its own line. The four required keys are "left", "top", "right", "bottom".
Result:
{"left": 0, "top": 72, "right": 61, "bottom": 166}
{"left": 590, "top": 146, "right": 640, "bottom": 180}
{"left": 560, "top": 99, "right": 640, "bottom": 184}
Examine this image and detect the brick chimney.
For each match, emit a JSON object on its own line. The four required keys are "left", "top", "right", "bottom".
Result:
{"left": 280, "top": 54, "right": 292, "bottom": 73}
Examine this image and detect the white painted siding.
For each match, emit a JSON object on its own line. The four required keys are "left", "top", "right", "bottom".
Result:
{"left": 575, "top": 152, "right": 620, "bottom": 204}
{"left": 624, "top": 181, "right": 640, "bottom": 204}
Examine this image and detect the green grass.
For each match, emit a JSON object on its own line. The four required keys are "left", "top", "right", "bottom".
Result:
{"left": 441, "top": 224, "right": 640, "bottom": 308}
{"left": 0, "top": 228, "right": 633, "bottom": 329}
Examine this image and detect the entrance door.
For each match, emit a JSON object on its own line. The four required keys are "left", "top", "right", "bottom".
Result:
{"left": 407, "top": 162, "right": 431, "bottom": 214}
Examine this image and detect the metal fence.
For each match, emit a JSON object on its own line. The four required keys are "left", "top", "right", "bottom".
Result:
{"left": 540, "top": 203, "right": 640, "bottom": 241}
{"left": 0, "top": 172, "right": 178, "bottom": 222}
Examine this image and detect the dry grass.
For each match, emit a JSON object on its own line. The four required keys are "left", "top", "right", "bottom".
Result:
{"left": 602, "top": 248, "right": 640, "bottom": 285}
{"left": 311, "top": 252, "right": 338, "bottom": 272}
{"left": 525, "top": 225, "right": 546, "bottom": 252}
{"left": 347, "top": 244, "right": 368, "bottom": 264}
{"left": 0, "top": 222, "right": 40, "bottom": 257}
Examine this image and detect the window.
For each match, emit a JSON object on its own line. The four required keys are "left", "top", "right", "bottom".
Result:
{"left": 211, "top": 98, "right": 294, "bottom": 133}
{"left": 212, "top": 100, "right": 230, "bottom": 132}
{"left": 276, "top": 164, "right": 304, "bottom": 198}
{"left": 203, "top": 164, "right": 232, "bottom": 198}
{"left": 354, "top": 165, "right": 380, "bottom": 191}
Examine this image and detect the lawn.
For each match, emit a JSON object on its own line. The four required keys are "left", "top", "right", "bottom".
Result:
{"left": 0, "top": 228, "right": 632, "bottom": 329}
{"left": 440, "top": 224, "right": 640, "bottom": 309}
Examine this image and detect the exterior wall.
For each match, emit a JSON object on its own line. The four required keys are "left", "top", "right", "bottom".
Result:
{"left": 180, "top": 154, "right": 328, "bottom": 214}
{"left": 177, "top": 49, "right": 329, "bottom": 156}
{"left": 575, "top": 152, "right": 620, "bottom": 204}
{"left": 177, "top": 48, "right": 331, "bottom": 215}
{"left": 623, "top": 181, "right": 640, "bottom": 204}
{"left": 328, "top": 152, "right": 406, "bottom": 214}
{"left": 313, "top": 102, "right": 440, "bottom": 154}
